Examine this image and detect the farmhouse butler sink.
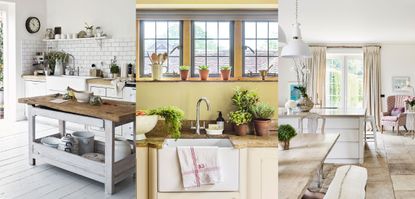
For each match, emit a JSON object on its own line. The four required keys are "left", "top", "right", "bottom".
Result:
{"left": 158, "top": 138, "right": 240, "bottom": 192}
{"left": 46, "top": 76, "right": 99, "bottom": 93}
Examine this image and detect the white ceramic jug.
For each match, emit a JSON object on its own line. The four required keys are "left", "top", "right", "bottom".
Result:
{"left": 114, "top": 138, "right": 131, "bottom": 162}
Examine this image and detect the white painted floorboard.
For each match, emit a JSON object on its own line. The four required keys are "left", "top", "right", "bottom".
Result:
{"left": 0, "top": 120, "right": 136, "bottom": 199}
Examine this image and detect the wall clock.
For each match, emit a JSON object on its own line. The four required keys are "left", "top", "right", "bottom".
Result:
{"left": 25, "top": 17, "right": 41, "bottom": 34}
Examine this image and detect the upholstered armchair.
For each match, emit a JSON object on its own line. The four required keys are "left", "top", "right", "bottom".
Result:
{"left": 380, "top": 95, "right": 409, "bottom": 134}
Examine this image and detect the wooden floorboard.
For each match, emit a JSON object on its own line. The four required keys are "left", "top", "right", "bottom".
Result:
{"left": 0, "top": 120, "right": 136, "bottom": 199}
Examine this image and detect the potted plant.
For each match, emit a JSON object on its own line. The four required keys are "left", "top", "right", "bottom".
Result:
{"left": 179, "top": 65, "right": 190, "bottom": 81}
{"left": 231, "top": 88, "right": 260, "bottom": 111}
{"left": 146, "top": 106, "right": 184, "bottom": 139}
{"left": 85, "top": 23, "right": 94, "bottom": 37}
{"left": 46, "top": 51, "right": 69, "bottom": 75}
{"left": 198, "top": 65, "right": 209, "bottom": 80}
{"left": 404, "top": 96, "right": 415, "bottom": 111}
{"left": 229, "top": 110, "right": 252, "bottom": 136}
{"left": 0, "top": 64, "right": 3, "bottom": 107}
{"left": 110, "top": 56, "right": 120, "bottom": 78}
{"left": 292, "top": 61, "right": 314, "bottom": 112}
{"left": 251, "top": 102, "right": 275, "bottom": 136}
{"left": 277, "top": 124, "right": 297, "bottom": 150}
{"left": 220, "top": 66, "right": 231, "bottom": 80}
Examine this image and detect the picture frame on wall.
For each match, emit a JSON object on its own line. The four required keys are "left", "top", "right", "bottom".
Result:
{"left": 392, "top": 76, "right": 410, "bottom": 92}
{"left": 288, "top": 81, "right": 301, "bottom": 101}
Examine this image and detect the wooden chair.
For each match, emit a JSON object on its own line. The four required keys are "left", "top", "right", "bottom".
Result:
{"left": 298, "top": 113, "right": 326, "bottom": 134}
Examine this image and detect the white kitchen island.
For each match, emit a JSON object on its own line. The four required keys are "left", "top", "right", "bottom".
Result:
{"left": 279, "top": 109, "right": 365, "bottom": 164}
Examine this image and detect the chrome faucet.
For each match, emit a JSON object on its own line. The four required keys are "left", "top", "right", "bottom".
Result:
{"left": 191, "top": 97, "right": 211, "bottom": 134}
{"left": 66, "top": 54, "right": 77, "bottom": 75}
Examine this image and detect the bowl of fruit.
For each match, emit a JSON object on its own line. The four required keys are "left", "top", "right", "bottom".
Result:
{"left": 136, "top": 111, "right": 158, "bottom": 140}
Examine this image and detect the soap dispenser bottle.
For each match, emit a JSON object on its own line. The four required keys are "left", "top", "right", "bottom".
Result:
{"left": 216, "top": 111, "right": 225, "bottom": 130}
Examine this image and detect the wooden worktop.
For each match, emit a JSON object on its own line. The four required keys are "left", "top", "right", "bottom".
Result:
{"left": 18, "top": 94, "right": 135, "bottom": 122}
{"left": 279, "top": 133, "right": 339, "bottom": 199}
{"left": 136, "top": 131, "right": 278, "bottom": 149}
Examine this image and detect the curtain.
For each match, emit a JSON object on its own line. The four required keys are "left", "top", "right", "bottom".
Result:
{"left": 306, "top": 47, "right": 327, "bottom": 106}
{"left": 363, "top": 46, "right": 382, "bottom": 126}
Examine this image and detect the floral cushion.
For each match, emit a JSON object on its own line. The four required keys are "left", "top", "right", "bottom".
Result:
{"left": 381, "top": 116, "right": 399, "bottom": 121}
{"left": 391, "top": 107, "right": 405, "bottom": 116}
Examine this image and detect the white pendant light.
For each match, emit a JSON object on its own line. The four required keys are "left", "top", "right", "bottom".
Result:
{"left": 281, "top": 0, "right": 311, "bottom": 58}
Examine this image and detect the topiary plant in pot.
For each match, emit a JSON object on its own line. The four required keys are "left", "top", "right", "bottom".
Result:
{"left": 251, "top": 102, "right": 275, "bottom": 136}
{"left": 198, "top": 65, "right": 209, "bottom": 80}
{"left": 277, "top": 124, "right": 297, "bottom": 150}
{"left": 229, "top": 110, "right": 252, "bottom": 136}
{"left": 179, "top": 65, "right": 190, "bottom": 81}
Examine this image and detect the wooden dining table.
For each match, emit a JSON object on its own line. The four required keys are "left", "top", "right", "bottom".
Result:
{"left": 278, "top": 133, "right": 339, "bottom": 199}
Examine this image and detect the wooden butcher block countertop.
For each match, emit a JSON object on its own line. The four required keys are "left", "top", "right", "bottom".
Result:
{"left": 18, "top": 94, "right": 135, "bottom": 122}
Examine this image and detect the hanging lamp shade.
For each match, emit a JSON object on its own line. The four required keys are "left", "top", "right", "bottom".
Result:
{"left": 281, "top": 23, "right": 311, "bottom": 58}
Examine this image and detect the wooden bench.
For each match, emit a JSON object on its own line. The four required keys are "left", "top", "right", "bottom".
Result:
{"left": 324, "top": 165, "right": 367, "bottom": 199}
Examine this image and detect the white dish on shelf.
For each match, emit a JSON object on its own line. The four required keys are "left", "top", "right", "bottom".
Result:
{"left": 40, "top": 137, "right": 60, "bottom": 148}
{"left": 206, "top": 128, "right": 224, "bottom": 135}
{"left": 82, "top": 153, "right": 105, "bottom": 163}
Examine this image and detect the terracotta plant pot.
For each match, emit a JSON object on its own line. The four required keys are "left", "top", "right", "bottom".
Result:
{"left": 234, "top": 123, "right": 250, "bottom": 136}
{"left": 220, "top": 70, "right": 231, "bottom": 80}
{"left": 180, "top": 70, "right": 189, "bottom": 81}
{"left": 278, "top": 140, "right": 290, "bottom": 150}
{"left": 199, "top": 70, "right": 209, "bottom": 81}
{"left": 253, "top": 119, "right": 271, "bottom": 136}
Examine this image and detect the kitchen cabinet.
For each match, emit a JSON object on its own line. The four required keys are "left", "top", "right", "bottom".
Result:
{"left": 88, "top": 83, "right": 136, "bottom": 140}
{"left": 24, "top": 80, "right": 51, "bottom": 124}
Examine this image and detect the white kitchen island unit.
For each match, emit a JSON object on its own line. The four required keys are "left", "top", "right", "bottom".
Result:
{"left": 19, "top": 95, "right": 136, "bottom": 195}
{"left": 279, "top": 109, "right": 365, "bottom": 164}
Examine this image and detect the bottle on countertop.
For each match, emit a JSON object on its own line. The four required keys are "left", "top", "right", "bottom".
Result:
{"left": 216, "top": 111, "right": 225, "bottom": 130}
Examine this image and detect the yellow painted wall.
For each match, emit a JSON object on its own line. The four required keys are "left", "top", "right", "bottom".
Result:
{"left": 137, "top": 0, "right": 277, "bottom": 4}
{"left": 136, "top": 82, "right": 278, "bottom": 120}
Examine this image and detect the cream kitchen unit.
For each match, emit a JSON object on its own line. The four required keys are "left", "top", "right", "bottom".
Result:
{"left": 136, "top": 136, "right": 278, "bottom": 199}
{"left": 279, "top": 109, "right": 366, "bottom": 164}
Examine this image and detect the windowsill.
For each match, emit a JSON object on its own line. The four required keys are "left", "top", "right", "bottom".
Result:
{"left": 136, "top": 76, "right": 278, "bottom": 82}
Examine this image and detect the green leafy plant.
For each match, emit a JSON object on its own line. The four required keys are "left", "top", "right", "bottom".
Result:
{"left": 85, "top": 22, "right": 94, "bottom": 30}
{"left": 229, "top": 110, "right": 252, "bottom": 125}
{"left": 46, "top": 51, "right": 70, "bottom": 71}
{"left": 231, "top": 88, "right": 259, "bottom": 112}
{"left": 277, "top": 124, "right": 297, "bottom": 141}
{"left": 198, "top": 65, "right": 209, "bottom": 71}
{"left": 0, "top": 64, "right": 3, "bottom": 87}
{"left": 110, "top": 56, "right": 120, "bottom": 74}
{"left": 251, "top": 102, "right": 275, "bottom": 119}
{"left": 179, "top": 65, "right": 190, "bottom": 71}
{"left": 220, "top": 66, "right": 231, "bottom": 71}
{"left": 146, "top": 106, "right": 184, "bottom": 139}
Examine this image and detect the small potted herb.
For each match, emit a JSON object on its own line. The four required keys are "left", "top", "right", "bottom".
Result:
{"left": 229, "top": 110, "right": 252, "bottom": 136}
{"left": 198, "top": 65, "right": 209, "bottom": 81}
{"left": 110, "top": 56, "right": 120, "bottom": 78}
{"left": 85, "top": 22, "right": 94, "bottom": 37}
{"left": 146, "top": 106, "right": 184, "bottom": 139}
{"left": 231, "top": 88, "right": 260, "bottom": 111}
{"left": 251, "top": 102, "right": 275, "bottom": 136}
{"left": 277, "top": 124, "right": 297, "bottom": 150}
{"left": 220, "top": 66, "right": 231, "bottom": 80}
{"left": 179, "top": 65, "right": 190, "bottom": 81}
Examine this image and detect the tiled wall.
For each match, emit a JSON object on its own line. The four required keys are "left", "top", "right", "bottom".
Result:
{"left": 22, "top": 38, "right": 136, "bottom": 76}
{"left": 22, "top": 40, "right": 46, "bottom": 75}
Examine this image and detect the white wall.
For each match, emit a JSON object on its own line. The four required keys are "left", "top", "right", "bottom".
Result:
{"left": 1, "top": 0, "right": 47, "bottom": 121}
{"left": 46, "top": 0, "right": 136, "bottom": 39}
{"left": 278, "top": 0, "right": 415, "bottom": 106}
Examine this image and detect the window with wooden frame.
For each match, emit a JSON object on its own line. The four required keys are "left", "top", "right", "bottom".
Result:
{"left": 191, "top": 21, "right": 234, "bottom": 77}
{"left": 139, "top": 21, "right": 183, "bottom": 77}
{"left": 242, "top": 21, "right": 278, "bottom": 76}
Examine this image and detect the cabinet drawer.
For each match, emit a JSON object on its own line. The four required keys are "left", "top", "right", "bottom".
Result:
{"left": 106, "top": 88, "right": 122, "bottom": 98}
{"left": 90, "top": 87, "right": 106, "bottom": 96}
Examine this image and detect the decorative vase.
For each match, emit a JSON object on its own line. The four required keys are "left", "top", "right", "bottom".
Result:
{"left": 297, "top": 96, "right": 314, "bottom": 112}
{"left": 199, "top": 70, "right": 209, "bottom": 81}
{"left": 278, "top": 140, "right": 290, "bottom": 150}
{"left": 180, "top": 70, "right": 189, "bottom": 81}
{"left": 259, "top": 70, "right": 268, "bottom": 80}
{"left": 234, "top": 123, "right": 249, "bottom": 136}
{"left": 220, "top": 70, "right": 231, "bottom": 80}
{"left": 54, "top": 59, "right": 63, "bottom": 76}
{"left": 253, "top": 119, "right": 271, "bottom": 136}
{"left": 152, "top": 64, "right": 162, "bottom": 80}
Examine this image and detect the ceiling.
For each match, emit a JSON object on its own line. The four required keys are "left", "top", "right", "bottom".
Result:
{"left": 279, "top": 0, "right": 415, "bottom": 43}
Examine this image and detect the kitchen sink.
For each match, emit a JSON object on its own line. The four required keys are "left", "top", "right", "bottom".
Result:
{"left": 163, "top": 138, "right": 234, "bottom": 148}
{"left": 158, "top": 138, "right": 239, "bottom": 192}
